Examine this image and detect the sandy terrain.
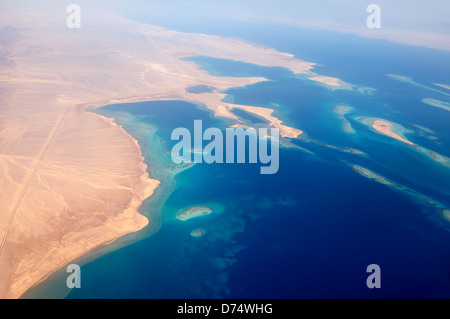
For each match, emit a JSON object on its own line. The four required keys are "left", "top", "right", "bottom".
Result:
{"left": 358, "top": 118, "right": 450, "bottom": 168}
{"left": 176, "top": 206, "right": 214, "bottom": 221}
{"left": 310, "top": 76, "right": 341, "bottom": 87}
{"left": 0, "top": 9, "right": 337, "bottom": 298}
{"left": 372, "top": 120, "right": 414, "bottom": 145}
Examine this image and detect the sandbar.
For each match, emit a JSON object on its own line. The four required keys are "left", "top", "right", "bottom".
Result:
{"left": 333, "top": 105, "right": 355, "bottom": 133}
{"left": 441, "top": 210, "right": 450, "bottom": 223}
{"left": 351, "top": 165, "right": 450, "bottom": 213}
{"left": 190, "top": 229, "right": 206, "bottom": 237}
{"left": 357, "top": 118, "right": 450, "bottom": 167}
{"left": 433, "top": 83, "right": 450, "bottom": 91}
{"left": 310, "top": 76, "right": 341, "bottom": 87}
{"left": 371, "top": 120, "right": 414, "bottom": 145}
{"left": 387, "top": 74, "right": 450, "bottom": 96}
{"left": 176, "top": 206, "right": 214, "bottom": 221}
{"left": 422, "top": 98, "right": 450, "bottom": 112}
{"left": 231, "top": 105, "right": 303, "bottom": 138}
{"left": 351, "top": 165, "right": 391, "bottom": 185}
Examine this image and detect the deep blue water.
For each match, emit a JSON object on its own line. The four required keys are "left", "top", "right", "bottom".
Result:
{"left": 62, "top": 18, "right": 450, "bottom": 299}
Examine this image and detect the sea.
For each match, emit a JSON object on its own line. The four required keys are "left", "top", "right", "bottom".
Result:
{"left": 25, "top": 16, "right": 450, "bottom": 298}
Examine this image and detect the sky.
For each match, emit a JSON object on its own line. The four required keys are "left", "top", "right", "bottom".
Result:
{"left": 1, "top": 0, "right": 449, "bottom": 50}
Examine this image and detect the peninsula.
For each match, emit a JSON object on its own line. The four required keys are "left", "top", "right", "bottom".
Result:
{"left": 0, "top": 7, "right": 346, "bottom": 298}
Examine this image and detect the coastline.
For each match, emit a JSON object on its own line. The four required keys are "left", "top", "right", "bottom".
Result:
{"left": 18, "top": 34, "right": 450, "bottom": 300}
{"left": 13, "top": 65, "right": 348, "bottom": 299}
{"left": 20, "top": 103, "right": 194, "bottom": 299}
{"left": 0, "top": 10, "right": 349, "bottom": 299}
{"left": 11, "top": 106, "right": 160, "bottom": 299}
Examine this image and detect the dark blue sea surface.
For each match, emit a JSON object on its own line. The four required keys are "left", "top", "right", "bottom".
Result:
{"left": 63, "top": 18, "right": 450, "bottom": 298}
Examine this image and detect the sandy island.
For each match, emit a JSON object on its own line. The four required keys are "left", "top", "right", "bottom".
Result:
{"left": 0, "top": 7, "right": 348, "bottom": 298}
{"left": 356, "top": 117, "right": 450, "bottom": 167}
{"left": 190, "top": 229, "right": 206, "bottom": 237}
{"left": 176, "top": 206, "right": 214, "bottom": 221}
{"left": 371, "top": 120, "right": 414, "bottom": 145}
{"left": 310, "top": 76, "right": 341, "bottom": 87}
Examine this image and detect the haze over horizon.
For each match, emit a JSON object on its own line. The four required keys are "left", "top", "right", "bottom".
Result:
{"left": 2, "top": 0, "right": 449, "bottom": 50}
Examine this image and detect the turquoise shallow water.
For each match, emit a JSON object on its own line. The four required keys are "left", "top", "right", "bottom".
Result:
{"left": 66, "top": 100, "right": 450, "bottom": 298}
{"left": 25, "top": 20, "right": 450, "bottom": 299}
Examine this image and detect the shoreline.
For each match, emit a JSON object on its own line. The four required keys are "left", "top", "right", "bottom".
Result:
{"left": 18, "top": 63, "right": 340, "bottom": 298}
{"left": 16, "top": 105, "right": 161, "bottom": 299}
{"left": 1, "top": 10, "right": 348, "bottom": 299}
{"left": 20, "top": 103, "right": 194, "bottom": 299}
